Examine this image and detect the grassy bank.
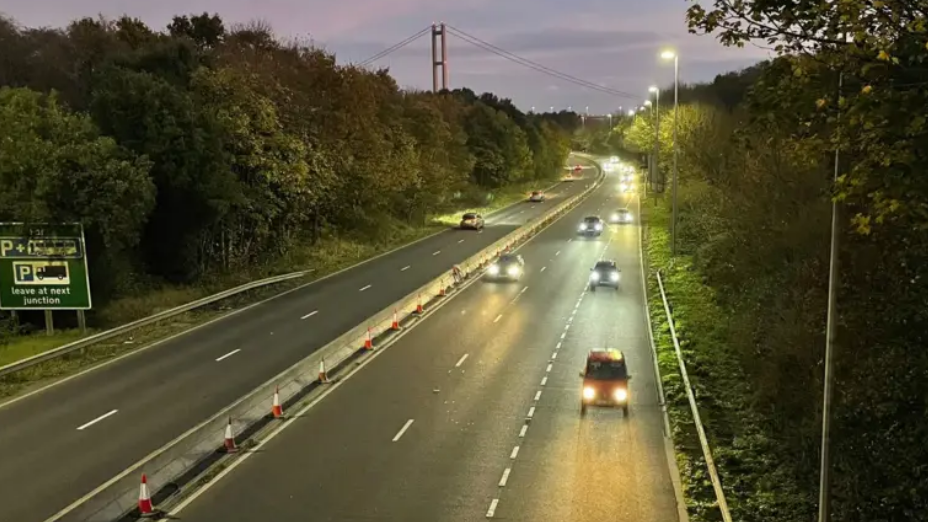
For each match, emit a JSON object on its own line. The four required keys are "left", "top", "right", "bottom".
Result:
{"left": 641, "top": 196, "right": 808, "bottom": 521}
{"left": 0, "top": 178, "right": 555, "bottom": 398}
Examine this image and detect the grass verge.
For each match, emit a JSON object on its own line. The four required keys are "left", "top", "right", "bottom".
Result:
{"left": 641, "top": 196, "right": 806, "bottom": 522}
{"left": 0, "top": 177, "right": 561, "bottom": 400}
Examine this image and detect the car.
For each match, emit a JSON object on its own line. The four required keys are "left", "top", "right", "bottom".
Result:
{"left": 529, "top": 190, "right": 546, "bottom": 202}
{"left": 589, "top": 260, "right": 620, "bottom": 291}
{"left": 486, "top": 254, "right": 525, "bottom": 281}
{"left": 459, "top": 212, "right": 484, "bottom": 230}
{"left": 577, "top": 216, "right": 604, "bottom": 236}
{"left": 579, "top": 349, "right": 632, "bottom": 416}
{"left": 609, "top": 208, "right": 633, "bottom": 224}
{"left": 562, "top": 172, "right": 576, "bottom": 182}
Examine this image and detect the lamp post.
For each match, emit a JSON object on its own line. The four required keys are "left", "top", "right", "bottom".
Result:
{"left": 649, "top": 85, "right": 660, "bottom": 194}
{"left": 661, "top": 49, "right": 679, "bottom": 257}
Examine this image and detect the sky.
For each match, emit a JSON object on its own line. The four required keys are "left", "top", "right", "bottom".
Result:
{"left": 0, "top": 0, "right": 772, "bottom": 114}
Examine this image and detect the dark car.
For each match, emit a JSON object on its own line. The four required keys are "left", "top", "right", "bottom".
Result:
{"left": 486, "top": 253, "right": 525, "bottom": 281}
{"left": 609, "top": 208, "right": 633, "bottom": 224}
{"left": 577, "top": 216, "right": 604, "bottom": 236}
{"left": 589, "top": 260, "right": 620, "bottom": 291}
{"left": 460, "top": 213, "right": 485, "bottom": 230}
{"left": 579, "top": 349, "right": 632, "bottom": 416}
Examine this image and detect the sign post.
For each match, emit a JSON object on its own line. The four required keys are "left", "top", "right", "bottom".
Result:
{"left": 0, "top": 223, "right": 92, "bottom": 332}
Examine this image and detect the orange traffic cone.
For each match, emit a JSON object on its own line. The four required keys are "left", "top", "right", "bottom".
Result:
{"left": 272, "top": 386, "right": 284, "bottom": 418}
{"left": 319, "top": 360, "right": 329, "bottom": 383}
{"left": 439, "top": 278, "right": 446, "bottom": 297}
{"left": 416, "top": 294, "right": 424, "bottom": 314}
{"left": 223, "top": 417, "right": 237, "bottom": 453}
{"left": 391, "top": 309, "right": 400, "bottom": 330}
{"left": 364, "top": 327, "right": 373, "bottom": 350}
{"left": 138, "top": 474, "right": 154, "bottom": 516}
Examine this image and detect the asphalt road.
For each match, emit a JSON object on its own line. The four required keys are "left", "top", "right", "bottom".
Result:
{"left": 172, "top": 169, "right": 679, "bottom": 522}
{"left": 0, "top": 158, "right": 594, "bottom": 522}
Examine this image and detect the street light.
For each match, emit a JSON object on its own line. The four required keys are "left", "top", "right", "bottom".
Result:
{"left": 627, "top": 109, "right": 635, "bottom": 116}
{"left": 649, "top": 85, "right": 661, "bottom": 199}
{"left": 661, "top": 49, "right": 680, "bottom": 258}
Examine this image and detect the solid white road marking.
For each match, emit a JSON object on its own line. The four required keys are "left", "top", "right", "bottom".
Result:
{"left": 494, "top": 314, "right": 503, "bottom": 323}
{"left": 510, "top": 445, "right": 520, "bottom": 459}
{"left": 76, "top": 409, "right": 118, "bottom": 431}
{"left": 519, "top": 425, "right": 528, "bottom": 438}
{"left": 455, "top": 354, "right": 469, "bottom": 368}
{"left": 487, "top": 499, "right": 499, "bottom": 518}
{"left": 300, "top": 310, "right": 318, "bottom": 319}
{"left": 499, "top": 468, "right": 511, "bottom": 487}
{"left": 401, "top": 266, "right": 410, "bottom": 271}
{"left": 433, "top": 250, "right": 441, "bottom": 256}
{"left": 392, "top": 419, "right": 415, "bottom": 442}
{"left": 359, "top": 285, "right": 372, "bottom": 292}
{"left": 215, "top": 349, "right": 241, "bottom": 362}
{"left": 535, "top": 391, "right": 542, "bottom": 401}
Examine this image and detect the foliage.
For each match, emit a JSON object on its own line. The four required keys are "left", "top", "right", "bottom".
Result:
{"left": 633, "top": 52, "right": 928, "bottom": 521}
{"left": 0, "top": 11, "right": 577, "bottom": 331}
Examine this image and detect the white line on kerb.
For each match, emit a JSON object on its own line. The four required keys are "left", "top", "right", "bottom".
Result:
{"left": 455, "top": 353, "right": 469, "bottom": 368}
{"left": 519, "top": 425, "right": 528, "bottom": 438}
{"left": 76, "top": 409, "right": 118, "bottom": 431}
{"left": 527, "top": 406, "right": 536, "bottom": 418}
{"left": 432, "top": 250, "right": 441, "bottom": 256}
{"left": 499, "top": 468, "right": 512, "bottom": 487}
{"left": 359, "top": 284, "right": 372, "bottom": 292}
{"left": 494, "top": 314, "right": 503, "bottom": 323}
{"left": 300, "top": 310, "right": 318, "bottom": 319}
{"left": 392, "top": 419, "right": 414, "bottom": 442}
{"left": 541, "top": 376, "right": 548, "bottom": 386}
{"left": 400, "top": 266, "right": 410, "bottom": 271}
{"left": 510, "top": 445, "right": 520, "bottom": 459}
{"left": 487, "top": 498, "right": 499, "bottom": 518}
{"left": 534, "top": 390, "right": 542, "bottom": 401}
{"left": 215, "top": 349, "right": 241, "bottom": 362}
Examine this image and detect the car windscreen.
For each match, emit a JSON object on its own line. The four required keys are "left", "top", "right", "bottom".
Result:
{"left": 584, "top": 217, "right": 600, "bottom": 222}
{"left": 617, "top": 209, "right": 630, "bottom": 214}
{"left": 594, "top": 262, "right": 615, "bottom": 271}
{"left": 498, "top": 255, "right": 518, "bottom": 264}
{"left": 586, "top": 360, "right": 627, "bottom": 380}
{"left": 462, "top": 213, "right": 476, "bottom": 219}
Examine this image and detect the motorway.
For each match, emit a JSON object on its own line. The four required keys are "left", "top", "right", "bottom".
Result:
{"left": 0, "top": 158, "right": 593, "bottom": 522}
{"left": 171, "top": 168, "right": 680, "bottom": 521}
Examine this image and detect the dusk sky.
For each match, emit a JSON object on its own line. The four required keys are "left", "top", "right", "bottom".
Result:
{"left": 0, "top": 0, "right": 772, "bottom": 114}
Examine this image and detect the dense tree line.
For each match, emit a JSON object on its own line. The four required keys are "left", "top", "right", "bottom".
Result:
{"left": 0, "top": 13, "right": 577, "bottom": 317}
{"left": 615, "top": 4, "right": 928, "bottom": 518}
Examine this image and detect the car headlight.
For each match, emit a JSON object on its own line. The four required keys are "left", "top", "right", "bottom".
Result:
{"left": 507, "top": 266, "right": 519, "bottom": 276}
{"left": 614, "top": 388, "right": 628, "bottom": 402}
{"left": 583, "top": 387, "right": 596, "bottom": 400}
{"left": 610, "top": 272, "right": 619, "bottom": 282}
{"left": 579, "top": 223, "right": 587, "bottom": 231}
{"left": 590, "top": 272, "right": 600, "bottom": 281}
{"left": 611, "top": 214, "right": 618, "bottom": 221}
{"left": 619, "top": 183, "right": 628, "bottom": 191}
{"left": 488, "top": 265, "right": 500, "bottom": 275}
{"left": 594, "top": 223, "right": 603, "bottom": 231}
{"left": 625, "top": 214, "right": 633, "bottom": 222}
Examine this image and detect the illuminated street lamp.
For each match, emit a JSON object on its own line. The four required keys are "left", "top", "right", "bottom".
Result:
{"left": 661, "top": 49, "right": 680, "bottom": 257}
{"left": 649, "top": 85, "right": 661, "bottom": 197}
{"left": 627, "top": 109, "right": 635, "bottom": 116}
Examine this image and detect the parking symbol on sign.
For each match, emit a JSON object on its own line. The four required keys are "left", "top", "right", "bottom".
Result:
{"left": 14, "top": 263, "right": 35, "bottom": 283}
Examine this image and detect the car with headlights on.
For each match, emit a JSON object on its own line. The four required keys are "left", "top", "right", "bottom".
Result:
{"left": 486, "top": 254, "right": 525, "bottom": 281}
{"left": 459, "top": 212, "right": 484, "bottom": 230}
{"left": 589, "top": 260, "right": 620, "bottom": 291}
{"left": 577, "top": 216, "right": 604, "bottom": 236}
{"left": 529, "top": 190, "right": 546, "bottom": 202}
{"left": 609, "top": 208, "right": 633, "bottom": 224}
{"left": 580, "top": 349, "right": 631, "bottom": 416}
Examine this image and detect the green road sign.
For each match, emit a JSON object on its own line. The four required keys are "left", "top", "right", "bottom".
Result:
{"left": 0, "top": 223, "right": 92, "bottom": 310}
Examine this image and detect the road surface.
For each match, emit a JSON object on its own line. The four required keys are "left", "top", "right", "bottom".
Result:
{"left": 0, "top": 158, "right": 593, "bottom": 522}
{"left": 172, "top": 169, "right": 679, "bottom": 522}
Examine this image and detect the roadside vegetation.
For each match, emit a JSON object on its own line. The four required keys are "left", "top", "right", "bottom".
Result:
{"left": 598, "top": 3, "right": 928, "bottom": 519}
{"left": 0, "top": 13, "right": 581, "bottom": 363}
